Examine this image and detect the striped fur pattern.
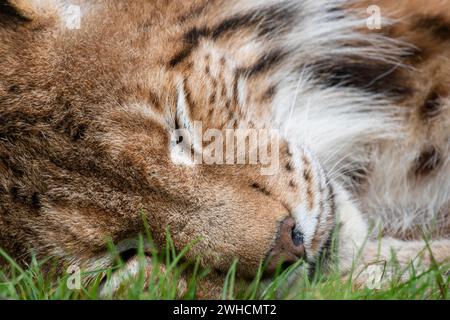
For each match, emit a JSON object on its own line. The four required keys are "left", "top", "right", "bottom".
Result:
{"left": 0, "top": 0, "right": 449, "bottom": 297}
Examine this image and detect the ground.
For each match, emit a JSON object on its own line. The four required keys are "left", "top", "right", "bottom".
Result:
{"left": 1, "top": 234, "right": 448, "bottom": 300}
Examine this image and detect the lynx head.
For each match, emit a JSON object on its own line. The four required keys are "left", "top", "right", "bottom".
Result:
{"left": 0, "top": 0, "right": 364, "bottom": 290}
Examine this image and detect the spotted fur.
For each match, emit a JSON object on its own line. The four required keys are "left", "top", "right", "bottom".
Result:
{"left": 0, "top": 0, "right": 449, "bottom": 298}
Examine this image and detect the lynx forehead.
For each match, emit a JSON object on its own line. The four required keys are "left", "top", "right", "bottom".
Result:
{"left": 0, "top": 0, "right": 449, "bottom": 298}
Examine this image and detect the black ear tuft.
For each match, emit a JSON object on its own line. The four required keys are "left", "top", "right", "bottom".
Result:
{"left": 0, "top": 0, "right": 35, "bottom": 23}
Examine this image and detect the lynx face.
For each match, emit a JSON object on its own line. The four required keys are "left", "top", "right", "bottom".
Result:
{"left": 3, "top": 0, "right": 449, "bottom": 298}
{"left": 0, "top": 0, "right": 349, "bottom": 284}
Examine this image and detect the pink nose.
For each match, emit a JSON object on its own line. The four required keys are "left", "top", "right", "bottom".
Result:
{"left": 266, "top": 217, "right": 305, "bottom": 275}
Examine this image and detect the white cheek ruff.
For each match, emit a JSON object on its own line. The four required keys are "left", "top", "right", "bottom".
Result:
{"left": 291, "top": 147, "right": 331, "bottom": 261}
{"left": 294, "top": 202, "right": 320, "bottom": 255}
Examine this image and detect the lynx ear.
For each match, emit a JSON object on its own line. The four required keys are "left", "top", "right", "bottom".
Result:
{"left": 0, "top": 0, "right": 38, "bottom": 22}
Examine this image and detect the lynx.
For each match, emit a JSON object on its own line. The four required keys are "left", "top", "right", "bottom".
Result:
{"left": 0, "top": 0, "right": 449, "bottom": 298}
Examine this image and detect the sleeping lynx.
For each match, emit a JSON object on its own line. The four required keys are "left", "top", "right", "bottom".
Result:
{"left": 0, "top": 0, "right": 449, "bottom": 298}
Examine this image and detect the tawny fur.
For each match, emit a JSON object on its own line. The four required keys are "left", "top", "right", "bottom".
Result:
{"left": 0, "top": 0, "right": 449, "bottom": 298}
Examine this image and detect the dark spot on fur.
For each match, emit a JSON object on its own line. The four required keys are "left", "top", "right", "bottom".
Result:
{"left": 240, "top": 50, "right": 288, "bottom": 78}
{"left": 169, "top": 27, "right": 209, "bottom": 67}
{"left": 31, "top": 192, "right": 41, "bottom": 210}
{"left": 72, "top": 124, "right": 87, "bottom": 141}
{"left": 415, "top": 15, "right": 450, "bottom": 40}
{"left": 8, "top": 85, "right": 20, "bottom": 93}
{"left": 58, "top": 96, "right": 71, "bottom": 111}
{"left": 262, "top": 85, "right": 277, "bottom": 101}
{"left": 302, "top": 156, "right": 313, "bottom": 184}
{"left": 9, "top": 185, "right": 19, "bottom": 199}
{"left": 312, "top": 59, "right": 414, "bottom": 99}
{"left": 210, "top": 13, "right": 247, "bottom": 39}
{"left": 414, "top": 147, "right": 442, "bottom": 176}
{"left": 140, "top": 20, "right": 153, "bottom": 31}
{"left": 286, "top": 147, "right": 293, "bottom": 157}
{"left": 251, "top": 182, "right": 271, "bottom": 196}
{"left": 289, "top": 180, "right": 297, "bottom": 188}
{"left": 420, "top": 92, "right": 442, "bottom": 120}
{"left": 8, "top": 186, "right": 39, "bottom": 209}
{"left": 232, "top": 73, "right": 240, "bottom": 108}
{"left": 55, "top": 112, "right": 87, "bottom": 142}
{"left": 185, "top": 26, "right": 209, "bottom": 44}
{"left": 182, "top": 79, "right": 194, "bottom": 112}
{"left": 210, "top": 13, "right": 256, "bottom": 39}
{"left": 209, "top": 93, "right": 216, "bottom": 104}
{"left": 285, "top": 162, "right": 293, "bottom": 172}
{"left": 306, "top": 187, "right": 314, "bottom": 211}
{"left": 147, "top": 91, "right": 161, "bottom": 111}
{"left": 227, "top": 111, "right": 234, "bottom": 122}
{"left": 170, "top": 46, "right": 195, "bottom": 67}
{"left": 303, "top": 170, "right": 311, "bottom": 182}
{"left": 210, "top": 76, "right": 218, "bottom": 88}
{"left": 221, "top": 85, "right": 227, "bottom": 99}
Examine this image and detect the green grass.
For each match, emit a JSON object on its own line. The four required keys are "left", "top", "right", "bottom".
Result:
{"left": 0, "top": 232, "right": 449, "bottom": 300}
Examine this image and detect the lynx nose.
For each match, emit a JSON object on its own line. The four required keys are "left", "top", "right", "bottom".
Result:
{"left": 266, "top": 217, "right": 305, "bottom": 274}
